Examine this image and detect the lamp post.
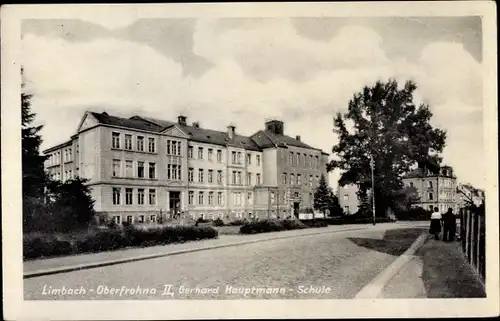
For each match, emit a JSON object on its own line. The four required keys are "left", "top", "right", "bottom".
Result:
{"left": 370, "top": 154, "right": 376, "bottom": 226}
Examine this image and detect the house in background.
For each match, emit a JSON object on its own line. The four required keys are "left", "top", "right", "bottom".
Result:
{"left": 337, "top": 184, "right": 360, "bottom": 215}
{"left": 456, "top": 183, "right": 485, "bottom": 209}
{"left": 43, "top": 111, "right": 329, "bottom": 224}
{"left": 402, "top": 164, "right": 458, "bottom": 213}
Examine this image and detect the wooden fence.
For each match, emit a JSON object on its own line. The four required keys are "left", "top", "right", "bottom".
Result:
{"left": 459, "top": 208, "right": 486, "bottom": 282}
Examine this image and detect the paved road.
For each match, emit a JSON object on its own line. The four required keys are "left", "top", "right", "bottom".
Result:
{"left": 24, "top": 224, "right": 425, "bottom": 300}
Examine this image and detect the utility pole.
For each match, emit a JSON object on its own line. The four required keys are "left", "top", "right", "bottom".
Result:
{"left": 370, "top": 154, "right": 376, "bottom": 226}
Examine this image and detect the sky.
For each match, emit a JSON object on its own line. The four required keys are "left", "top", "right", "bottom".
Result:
{"left": 20, "top": 16, "right": 484, "bottom": 190}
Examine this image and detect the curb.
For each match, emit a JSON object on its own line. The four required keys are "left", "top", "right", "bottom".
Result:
{"left": 354, "top": 231, "right": 428, "bottom": 299}
{"left": 24, "top": 226, "right": 368, "bottom": 279}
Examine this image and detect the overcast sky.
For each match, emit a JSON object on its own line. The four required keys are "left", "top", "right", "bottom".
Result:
{"left": 21, "top": 16, "right": 483, "bottom": 189}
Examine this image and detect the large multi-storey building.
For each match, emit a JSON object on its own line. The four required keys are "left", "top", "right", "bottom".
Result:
{"left": 402, "top": 165, "right": 458, "bottom": 213}
{"left": 43, "top": 111, "right": 329, "bottom": 224}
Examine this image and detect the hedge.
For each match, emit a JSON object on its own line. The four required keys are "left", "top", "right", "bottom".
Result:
{"left": 239, "top": 219, "right": 309, "bottom": 234}
{"left": 23, "top": 225, "right": 218, "bottom": 260}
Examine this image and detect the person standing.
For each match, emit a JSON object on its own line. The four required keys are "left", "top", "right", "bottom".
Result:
{"left": 430, "top": 207, "right": 442, "bottom": 240}
{"left": 442, "top": 207, "right": 457, "bottom": 242}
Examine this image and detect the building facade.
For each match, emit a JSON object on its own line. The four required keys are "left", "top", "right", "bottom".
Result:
{"left": 402, "top": 165, "right": 458, "bottom": 213}
{"left": 337, "top": 184, "right": 360, "bottom": 215}
{"left": 43, "top": 111, "right": 328, "bottom": 224}
{"left": 456, "top": 183, "right": 485, "bottom": 209}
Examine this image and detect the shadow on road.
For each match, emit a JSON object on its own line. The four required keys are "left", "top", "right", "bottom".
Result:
{"left": 347, "top": 228, "right": 425, "bottom": 256}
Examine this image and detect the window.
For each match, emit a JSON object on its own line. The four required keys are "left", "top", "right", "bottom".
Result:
{"left": 237, "top": 152, "right": 242, "bottom": 164}
{"left": 149, "top": 162, "right": 156, "bottom": 179}
{"left": 344, "top": 206, "right": 350, "bottom": 214}
{"left": 237, "top": 171, "right": 242, "bottom": 185}
{"left": 248, "top": 192, "right": 253, "bottom": 204}
{"left": 296, "top": 154, "right": 300, "bottom": 167}
{"left": 137, "top": 189, "right": 145, "bottom": 205}
{"left": 198, "top": 169, "right": 204, "bottom": 182}
{"left": 125, "top": 188, "right": 133, "bottom": 205}
{"left": 217, "top": 170, "right": 223, "bottom": 184}
{"left": 112, "top": 132, "right": 120, "bottom": 149}
{"left": 309, "top": 175, "right": 313, "bottom": 187}
{"left": 208, "top": 192, "right": 214, "bottom": 205}
{"left": 282, "top": 173, "right": 287, "bottom": 185}
{"left": 137, "top": 136, "right": 144, "bottom": 151}
{"left": 188, "top": 146, "right": 193, "bottom": 158}
{"left": 344, "top": 194, "right": 349, "bottom": 201}
{"left": 126, "top": 215, "right": 133, "bottom": 224}
{"left": 218, "top": 192, "right": 223, "bottom": 205}
{"left": 138, "top": 215, "right": 145, "bottom": 223}
{"left": 208, "top": 170, "right": 213, "bottom": 183}
{"left": 297, "top": 174, "right": 301, "bottom": 185}
{"left": 256, "top": 155, "right": 261, "bottom": 166}
{"left": 290, "top": 174, "right": 295, "bottom": 185}
{"left": 409, "top": 182, "right": 414, "bottom": 188}
{"left": 247, "top": 173, "right": 252, "bottom": 185}
{"left": 68, "top": 170, "right": 73, "bottom": 179}
{"left": 149, "top": 189, "right": 156, "bottom": 205}
{"left": 289, "top": 152, "right": 293, "bottom": 165}
{"left": 150, "top": 215, "right": 156, "bottom": 223}
{"left": 125, "top": 160, "right": 133, "bottom": 177}
{"left": 427, "top": 181, "right": 433, "bottom": 188}
{"left": 198, "top": 192, "right": 204, "bottom": 205}
{"left": 125, "top": 134, "right": 132, "bottom": 150}
{"left": 208, "top": 148, "right": 213, "bottom": 161}
{"left": 428, "top": 205, "right": 433, "bottom": 211}
{"left": 315, "top": 156, "right": 319, "bottom": 169}
{"left": 69, "top": 149, "right": 73, "bottom": 161}
{"left": 428, "top": 192, "right": 434, "bottom": 200}
{"left": 188, "top": 168, "right": 194, "bottom": 182}
{"left": 148, "top": 138, "right": 156, "bottom": 153}
{"left": 167, "top": 140, "right": 181, "bottom": 156}
{"left": 188, "top": 191, "right": 194, "bottom": 205}
{"left": 232, "top": 171, "right": 237, "bottom": 185}
{"left": 113, "top": 188, "right": 121, "bottom": 205}
{"left": 198, "top": 147, "right": 204, "bottom": 159}
{"left": 112, "top": 159, "right": 121, "bottom": 177}
{"left": 217, "top": 150, "right": 222, "bottom": 162}
{"left": 167, "top": 164, "right": 181, "bottom": 180}
{"left": 270, "top": 192, "right": 276, "bottom": 204}
{"left": 247, "top": 153, "right": 251, "bottom": 165}
{"left": 137, "top": 161, "right": 145, "bottom": 178}
{"left": 114, "top": 215, "right": 121, "bottom": 224}
{"left": 232, "top": 151, "right": 237, "bottom": 164}
{"left": 177, "top": 141, "right": 181, "bottom": 156}
{"left": 256, "top": 173, "right": 261, "bottom": 185}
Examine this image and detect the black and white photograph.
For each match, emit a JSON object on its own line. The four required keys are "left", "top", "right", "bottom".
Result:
{"left": 2, "top": 2, "right": 498, "bottom": 319}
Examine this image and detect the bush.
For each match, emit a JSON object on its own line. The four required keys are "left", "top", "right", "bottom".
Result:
{"left": 24, "top": 224, "right": 219, "bottom": 260}
{"left": 240, "top": 219, "right": 309, "bottom": 234}
{"left": 213, "top": 218, "right": 225, "bottom": 226}
{"left": 396, "top": 207, "right": 431, "bottom": 221}
{"left": 228, "top": 219, "right": 246, "bottom": 226}
{"left": 300, "top": 219, "right": 329, "bottom": 228}
{"left": 23, "top": 235, "right": 75, "bottom": 259}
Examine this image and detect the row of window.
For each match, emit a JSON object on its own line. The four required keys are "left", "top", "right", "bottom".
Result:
{"left": 113, "top": 214, "right": 157, "bottom": 225}
{"left": 289, "top": 152, "right": 320, "bottom": 169}
{"left": 188, "top": 191, "right": 225, "bottom": 206}
{"left": 282, "top": 173, "right": 319, "bottom": 187}
{"left": 187, "top": 168, "right": 262, "bottom": 185}
{"left": 187, "top": 146, "right": 262, "bottom": 166}
{"left": 112, "top": 132, "right": 157, "bottom": 153}
{"left": 112, "top": 187, "right": 156, "bottom": 205}
{"left": 112, "top": 159, "right": 158, "bottom": 180}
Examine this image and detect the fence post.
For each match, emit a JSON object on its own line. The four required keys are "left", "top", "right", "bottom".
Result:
{"left": 476, "top": 215, "right": 481, "bottom": 277}
{"left": 465, "top": 210, "right": 470, "bottom": 260}
{"left": 461, "top": 209, "right": 466, "bottom": 252}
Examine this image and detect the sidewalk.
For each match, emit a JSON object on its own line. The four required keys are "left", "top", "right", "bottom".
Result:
{"left": 380, "top": 236, "right": 486, "bottom": 298}
{"left": 25, "top": 223, "right": 395, "bottom": 277}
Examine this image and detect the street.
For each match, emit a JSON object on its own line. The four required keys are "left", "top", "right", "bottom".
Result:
{"left": 24, "top": 224, "right": 428, "bottom": 300}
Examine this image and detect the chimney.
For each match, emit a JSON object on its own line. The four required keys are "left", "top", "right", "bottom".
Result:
{"left": 178, "top": 115, "right": 187, "bottom": 125}
{"left": 227, "top": 125, "right": 235, "bottom": 139}
{"left": 295, "top": 135, "right": 301, "bottom": 141}
{"left": 192, "top": 122, "right": 200, "bottom": 128}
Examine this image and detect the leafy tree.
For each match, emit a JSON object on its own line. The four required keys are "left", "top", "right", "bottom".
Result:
{"left": 313, "top": 174, "right": 332, "bottom": 214}
{"left": 392, "top": 186, "right": 421, "bottom": 214}
{"left": 326, "top": 190, "right": 343, "bottom": 216}
{"left": 47, "top": 177, "right": 96, "bottom": 231}
{"left": 328, "top": 79, "right": 446, "bottom": 216}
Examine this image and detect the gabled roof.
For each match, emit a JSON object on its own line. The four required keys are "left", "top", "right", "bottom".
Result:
{"left": 250, "top": 130, "right": 321, "bottom": 151}
{"left": 89, "top": 112, "right": 164, "bottom": 132}
{"left": 403, "top": 168, "right": 425, "bottom": 179}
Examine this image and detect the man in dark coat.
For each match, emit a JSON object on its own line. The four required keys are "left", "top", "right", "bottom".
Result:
{"left": 442, "top": 207, "right": 457, "bottom": 242}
